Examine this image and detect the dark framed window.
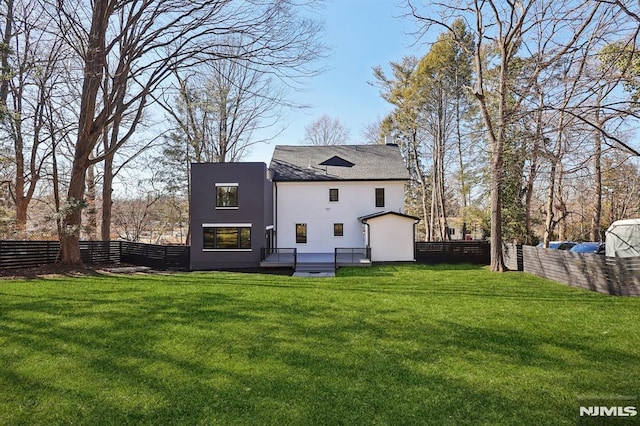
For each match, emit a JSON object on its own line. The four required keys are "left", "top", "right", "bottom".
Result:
{"left": 296, "top": 223, "right": 307, "bottom": 244}
{"left": 329, "top": 188, "right": 339, "bottom": 202}
{"left": 216, "top": 185, "right": 238, "bottom": 208}
{"left": 375, "top": 188, "right": 385, "bottom": 207}
{"left": 334, "top": 223, "right": 343, "bottom": 237}
{"left": 203, "top": 226, "right": 251, "bottom": 249}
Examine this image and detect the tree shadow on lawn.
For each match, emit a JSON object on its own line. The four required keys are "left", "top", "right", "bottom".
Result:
{"left": 3, "top": 283, "right": 635, "bottom": 425}
{"left": 339, "top": 263, "right": 486, "bottom": 277}
{"left": 63, "top": 269, "right": 625, "bottom": 307}
{"left": 173, "top": 272, "right": 620, "bottom": 305}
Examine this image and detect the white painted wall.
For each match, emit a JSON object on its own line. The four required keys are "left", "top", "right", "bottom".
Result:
{"left": 275, "top": 181, "right": 405, "bottom": 253}
{"left": 366, "top": 214, "right": 416, "bottom": 261}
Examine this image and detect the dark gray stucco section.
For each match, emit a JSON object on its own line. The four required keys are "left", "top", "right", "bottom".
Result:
{"left": 190, "top": 162, "right": 273, "bottom": 270}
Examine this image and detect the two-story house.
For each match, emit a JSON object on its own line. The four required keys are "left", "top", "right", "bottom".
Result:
{"left": 269, "top": 144, "right": 418, "bottom": 262}
{"left": 190, "top": 143, "right": 419, "bottom": 270}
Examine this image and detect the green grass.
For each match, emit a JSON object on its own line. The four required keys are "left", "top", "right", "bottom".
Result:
{"left": 1, "top": 264, "right": 639, "bottom": 425}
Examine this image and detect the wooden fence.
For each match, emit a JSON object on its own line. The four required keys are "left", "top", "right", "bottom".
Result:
{"left": 415, "top": 241, "right": 490, "bottom": 264}
{"left": 120, "top": 242, "right": 190, "bottom": 270}
{"left": 503, "top": 244, "right": 640, "bottom": 296}
{"left": 0, "top": 240, "right": 189, "bottom": 271}
{"left": 0, "top": 240, "right": 61, "bottom": 268}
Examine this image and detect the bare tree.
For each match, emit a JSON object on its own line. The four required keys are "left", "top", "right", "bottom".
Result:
{"left": 48, "top": 0, "right": 325, "bottom": 265}
{"left": 304, "top": 114, "right": 351, "bottom": 145}
{"left": 0, "top": 0, "right": 69, "bottom": 238}
{"left": 361, "top": 120, "right": 384, "bottom": 145}
{"left": 156, "top": 43, "right": 288, "bottom": 184}
{"left": 112, "top": 193, "right": 159, "bottom": 243}
{"left": 408, "top": 0, "right": 611, "bottom": 270}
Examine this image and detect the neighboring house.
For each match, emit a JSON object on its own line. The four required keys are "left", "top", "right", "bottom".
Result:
{"left": 190, "top": 162, "right": 273, "bottom": 270}
{"left": 446, "top": 217, "right": 485, "bottom": 241}
{"left": 190, "top": 143, "right": 419, "bottom": 270}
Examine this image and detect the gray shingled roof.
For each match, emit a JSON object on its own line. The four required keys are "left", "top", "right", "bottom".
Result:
{"left": 270, "top": 144, "right": 410, "bottom": 181}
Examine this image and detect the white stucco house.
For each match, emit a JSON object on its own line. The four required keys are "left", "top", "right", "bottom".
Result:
{"left": 269, "top": 144, "right": 419, "bottom": 262}
{"left": 189, "top": 143, "right": 419, "bottom": 271}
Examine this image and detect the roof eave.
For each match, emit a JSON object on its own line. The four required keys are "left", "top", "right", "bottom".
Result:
{"left": 271, "top": 177, "right": 410, "bottom": 182}
{"left": 359, "top": 211, "right": 421, "bottom": 223}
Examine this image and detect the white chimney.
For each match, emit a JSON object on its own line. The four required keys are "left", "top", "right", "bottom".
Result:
{"left": 385, "top": 134, "right": 394, "bottom": 145}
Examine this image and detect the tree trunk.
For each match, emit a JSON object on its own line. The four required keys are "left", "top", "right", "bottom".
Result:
{"left": 590, "top": 101, "right": 603, "bottom": 241}
{"left": 489, "top": 143, "right": 505, "bottom": 271}
{"left": 543, "top": 150, "right": 558, "bottom": 246}
{"left": 524, "top": 91, "right": 543, "bottom": 245}
{"left": 60, "top": 0, "right": 110, "bottom": 265}
{"left": 102, "top": 154, "right": 114, "bottom": 241}
{"left": 61, "top": 163, "right": 88, "bottom": 265}
{"left": 455, "top": 90, "right": 468, "bottom": 213}
{"left": 85, "top": 162, "right": 98, "bottom": 240}
{"left": 556, "top": 163, "right": 567, "bottom": 240}
{"left": 13, "top": 121, "right": 27, "bottom": 238}
{"left": 51, "top": 138, "right": 62, "bottom": 239}
{"left": 475, "top": 47, "right": 505, "bottom": 272}
{"left": 409, "top": 130, "right": 430, "bottom": 240}
{"left": 0, "top": 0, "right": 13, "bottom": 108}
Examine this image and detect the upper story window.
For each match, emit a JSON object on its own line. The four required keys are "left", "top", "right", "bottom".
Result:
{"left": 329, "top": 188, "right": 339, "bottom": 202}
{"left": 375, "top": 188, "right": 385, "bottom": 208}
{"left": 216, "top": 183, "right": 238, "bottom": 208}
{"left": 334, "top": 223, "right": 344, "bottom": 237}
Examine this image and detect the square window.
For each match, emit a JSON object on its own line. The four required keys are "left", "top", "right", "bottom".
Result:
{"left": 334, "top": 223, "right": 343, "bottom": 237}
{"left": 216, "top": 185, "right": 238, "bottom": 208}
{"left": 375, "top": 188, "right": 385, "bottom": 207}
{"left": 329, "top": 188, "right": 339, "bottom": 202}
{"left": 296, "top": 223, "right": 307, "bottom": 244}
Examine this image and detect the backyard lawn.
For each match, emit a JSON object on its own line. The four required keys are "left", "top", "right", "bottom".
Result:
{"left": 0, "top": 264, "right": 639, "bottom": 425}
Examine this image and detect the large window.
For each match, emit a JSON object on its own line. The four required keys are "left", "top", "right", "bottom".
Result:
{"left": 375, "top": 188, "right": 385, "bottom": 207}
{"left": 216, "top": 184, "right": 238, "bottom": 208}
{"left": 203, "top": 226, "right": 251, "bottom": 250}
{"left": 334, "top": 223, "right": 344, "bottom": 237}
{"left": 296, "top": 223, "right": 307, "bottom": 244}
{"left": 329, "top": 188, "right": 339, "bottom": 202}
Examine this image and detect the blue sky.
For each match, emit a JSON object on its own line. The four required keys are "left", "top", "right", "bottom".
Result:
{"left": 244, "top": 0, "right": 425, "bottom": 163}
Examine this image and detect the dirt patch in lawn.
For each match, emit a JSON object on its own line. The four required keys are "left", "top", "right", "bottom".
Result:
{"left": 0, "top": 263, "right": 147, "bottom": 280}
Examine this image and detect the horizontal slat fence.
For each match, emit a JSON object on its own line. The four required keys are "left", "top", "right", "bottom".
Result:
{"left": 415, "top": 241, "right": 490, "bottom": 264}
{"left": 0, "top": 240, "right": 189, "bottom": 271}
{"left": 120, "top": 242, "right": 190, "bottom": 270}
{"left": 503, "top": 244, "right": 640, "bottom": 296}
{"left": 79, "top": 241, "right": 121, "bottom": 264}
{"left": 0, "top": 240, "right": 60, "bottom": 268}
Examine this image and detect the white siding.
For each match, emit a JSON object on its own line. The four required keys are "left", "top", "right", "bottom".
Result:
{"left": 367, "top": 215, "right": 416, "bottom": 262}
{"left": 275, "top": 181, "right": 405, "bottom": 253}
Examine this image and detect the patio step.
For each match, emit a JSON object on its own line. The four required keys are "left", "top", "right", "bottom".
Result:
{"left": 295, "top": 262, "right": 336, "bottom": 273}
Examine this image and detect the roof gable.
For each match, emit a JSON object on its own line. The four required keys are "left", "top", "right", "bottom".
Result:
{"left": 359, "top": 211, "right": 421, "bottom": 223}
